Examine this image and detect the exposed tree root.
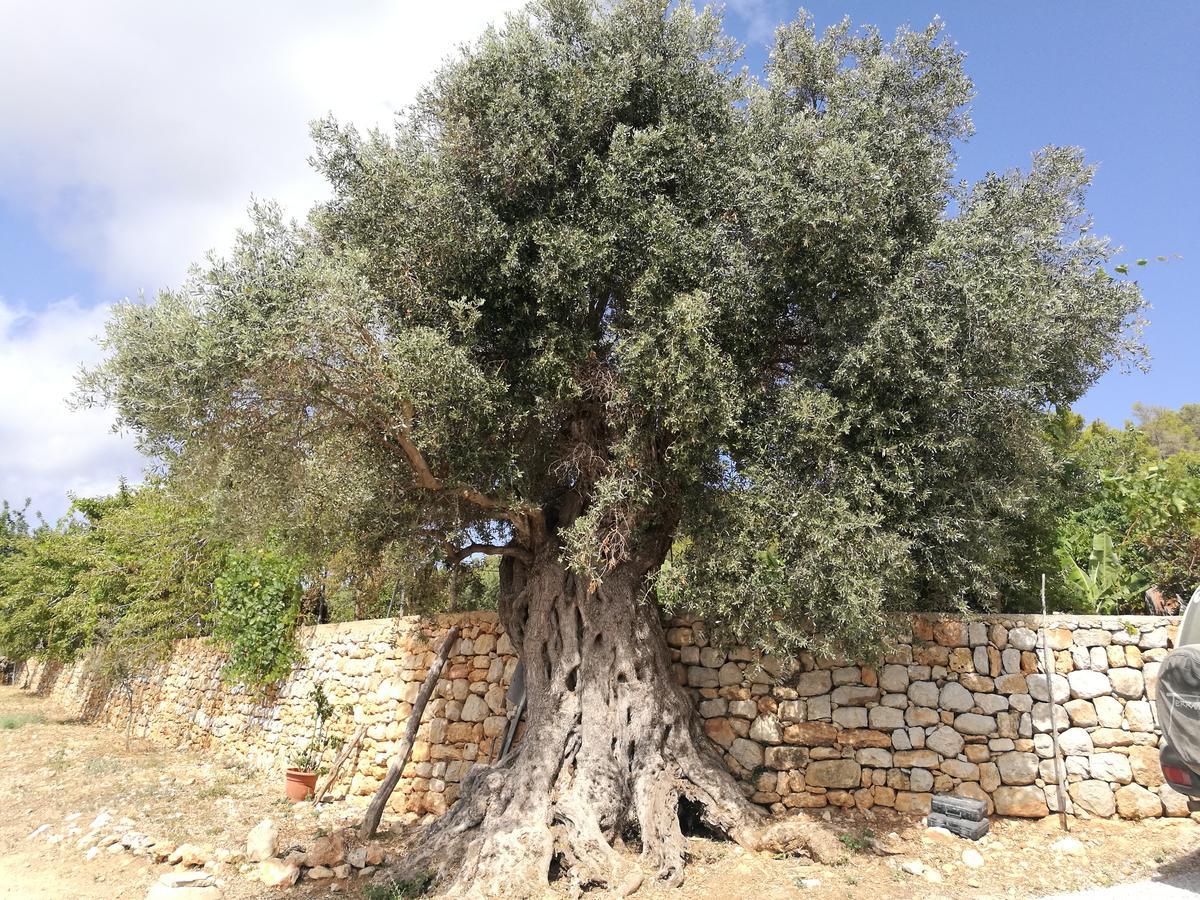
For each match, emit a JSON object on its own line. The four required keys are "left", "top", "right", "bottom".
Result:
{"left": 385, "top": 552, "right": 839, "bottom": 896}
{"left": 730, "top": 816, "right": 846, "bottom": 866}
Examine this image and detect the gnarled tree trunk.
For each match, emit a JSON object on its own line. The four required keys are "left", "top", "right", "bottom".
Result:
{"left": 394, "top": 540, "right": 839, "bottom": 897}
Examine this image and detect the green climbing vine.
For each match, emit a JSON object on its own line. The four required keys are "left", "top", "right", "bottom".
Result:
{"left": 213, "top": 546, "right": 303, "bottom": 685}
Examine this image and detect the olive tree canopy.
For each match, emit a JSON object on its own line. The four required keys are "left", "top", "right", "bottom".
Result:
{"left": 83, "top": 1, "right": 1144, "bottom": 892}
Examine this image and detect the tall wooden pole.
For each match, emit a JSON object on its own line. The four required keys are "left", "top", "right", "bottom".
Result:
{"left": 1039, "top": 574, "right": 1069, "bottom": 831}
{"left": 360, "top": 624, "right": 461, "bottom": 839}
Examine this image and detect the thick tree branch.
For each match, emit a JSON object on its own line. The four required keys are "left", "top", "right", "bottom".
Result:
{"left": 446, "top": 542, "right": 533, "bottom": 566}
{"left": 304, "top": 359, "right": 540, "bottom": 530}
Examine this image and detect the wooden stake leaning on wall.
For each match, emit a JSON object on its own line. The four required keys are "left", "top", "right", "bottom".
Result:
{"left": 493, "top": 659, "right": 527, "bottom": 763}
{"left": 314, "top": 723, "right": 368, "bottom": 806}
{"left": 360, "top": 624, "right": 461, "bottom": 840}
{"left": 123, "top": 681, "right": 135, "bottom": 751}
{"left": 1039, "top": 573, "right": 1069, "bottom": 832}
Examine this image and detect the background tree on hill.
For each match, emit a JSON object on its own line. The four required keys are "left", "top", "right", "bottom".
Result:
{"left": 1133, "top": 402, "right": 1200, "bottom": 458}
{"left": 80, "top": 1, "right": 1145, "bottom": 893}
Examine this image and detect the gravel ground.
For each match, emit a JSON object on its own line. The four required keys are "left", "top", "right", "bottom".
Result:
{"left": 1046, "top": 874, "right": 1200, "bottom": 899}
{"left": 1043, "top": 847, "right": 1200, "bottom": 899}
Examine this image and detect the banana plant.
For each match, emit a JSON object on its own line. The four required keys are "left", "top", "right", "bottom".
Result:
{"left": 1061, "top": 532, "right": 1148, "bottom": 614}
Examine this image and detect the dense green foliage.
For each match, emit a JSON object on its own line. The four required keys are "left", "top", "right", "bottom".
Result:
{"left": 1048, "top": 410, "right": 1200, "bottom": 612}
{"left": 0, "top": 485, "right": 223, "bottom": 673}
{"left": 0, "top": 484, "right": 491, "bottom": 680}
{"left": 75, "top": 1, "right": 1145, "bottom": 658}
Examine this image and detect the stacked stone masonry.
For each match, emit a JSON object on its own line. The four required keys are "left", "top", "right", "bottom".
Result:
{"left": 16, "top": 613, "right": 1183, "bottom": 821}
{"left": 671, "top": 615, "right": 1181, "bottom": 821}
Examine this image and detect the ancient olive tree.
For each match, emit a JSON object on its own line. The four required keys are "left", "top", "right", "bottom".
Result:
{"left": 83, "top": 1, "right": 1144, "bottom": 893}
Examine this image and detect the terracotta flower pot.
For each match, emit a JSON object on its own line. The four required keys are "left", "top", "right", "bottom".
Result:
{"left": 285, "top": 767, "right": 318, "bottom": 802}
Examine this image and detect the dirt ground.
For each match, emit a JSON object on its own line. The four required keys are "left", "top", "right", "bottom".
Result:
{"left": 1, "top": 685, "right": 1198, "bottom": 900}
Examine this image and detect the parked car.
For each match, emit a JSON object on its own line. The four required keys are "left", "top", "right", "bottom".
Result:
{"left": 1157, "top": 587, "right": 1200, "bottom": 808}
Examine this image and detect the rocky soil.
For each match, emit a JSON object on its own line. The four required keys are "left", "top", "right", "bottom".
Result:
{"left": 0, "top": 686, "right": 413, "bottom": 899}
{"left": 619, "top": 810, "right": 1200, "bottom": 899}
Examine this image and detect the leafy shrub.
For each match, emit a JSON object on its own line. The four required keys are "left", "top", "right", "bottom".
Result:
{"left": 0, "top": 485, "right": 223, "bottom": 669}
{"left": 363, "top": 873, "right": 434, "bottom": 899}
{"left": 1047, "top": 411, "right": 1200, "bottom": 613}
{"left": 290, "top": 683, "right": 344, "bottom": 773}
{"left": 1060, "top": 533, "right": 1146, "bottom": 615}
{"left": 838, "top": 829, "right": 874, "bottom": 854}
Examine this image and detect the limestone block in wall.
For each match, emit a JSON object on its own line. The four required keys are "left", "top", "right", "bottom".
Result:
{"left": 1027, "top": 703, "right": 1066, "bottom": 736}
{"left": 932, "top": 620, "right": 967, "bottom": 647}
{"left": 749, "top": 714, "right": 783, "bottom": 744}
{"left": 1160, "top": 783, "right": 1191, "bottom": 817}
{"left": 907, "top": 707, "right": 938, "bottom": 727}
{"left": 728, "top": 738, "right": 763, "bottom": 769}
{"left": 832, "top": 707, "right": 867, "bottom": 728}
{"left": 1089, "top": 752, "right": 1133, "bottom": 784}
{"left": 1108, "top": 668, "right": 1145, "bottom": 699}
{"left": 807, "top": 695, "right": 831, "bottom": 720}
{"left": 879, "top": 665, "right": 909, "bottom": 693}
{"left": 1026, "top": 673, "right": 1069, "bottom": 703}
{"left": 1128, "top": 745, "right": 1165, "bottom": 787}
{"left": 996, "top": 752, "right": 1038, "bottom": 786}
{"left": 1124, "top": 701, "right": 1155, "bottom": 732}
{"left": 727, "top": 699, "right": 756, "bottom": 719}
{"left": 1093, "top": 696, "right": 1124, "bottom": 728}
{"left": 806, "top": 759, "right": 860, "bottom": 788}
{"left": 1140, "top": 627, "right": 1169, "bottom": 649}
{"left": 783, "top": 722, "right": 837, "bottom": 746}
{"left": 907, "top": 681, "right": 938, "bottom": 707}
{"left": 939, "top": 682, "right": 973, "bottom": 712}
{"left": 993, "top": 785, "right": 1049, "bottom": 817}
{"left": 1006, "top": 628, "right": 1037, "bottom": 651}
{"left": 1057, "top": 727, "right": 1093, "bottom": 756}
{"left": 794, "top": 671, "right": 831, "bottom": 696}
{"left": 1073, "top": 628, "right": 1112, "bottom": 648}
{"left": 1144, "top": 661, "right": 1162, "bottom": 699}
{"left": 894, "top": 792, "right": 932, "bottom": 814}
{"left": 764, "top": 746, "right": 808, "bottom": 769}
{"left": 776, "top": 699, "right": 803, "bottom": 722}
{"left": 1115, "top": 783, "right": 1162, "bottom": 819}
{"left": 975, "top": 693, "right": 1008, "bottom": 715}
{"left": 953, "top": 713, "right": 996, "bottom": 736}
{"left": 1063, "top": 699, "right": 1098, "bottom": 727}
{"left": 868, "top": 707, "right": 904, "bottom": 730}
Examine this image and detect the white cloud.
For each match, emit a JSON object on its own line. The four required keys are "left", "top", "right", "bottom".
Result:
{"left": 0, "top": 1, "right": 523, "bottom": 520}
{"left": 0, "top": 0, "right": 522, "bottom": 295}
{"left": 725, "top": 0, "right": 784, "bottom": 45}
{"left": 0, "top": 297, "right": 144, "bottom": 520}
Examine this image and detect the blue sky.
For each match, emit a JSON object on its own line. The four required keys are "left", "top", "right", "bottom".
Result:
{"left": 1, "top": 1, "right": 1196, "bottom": 519}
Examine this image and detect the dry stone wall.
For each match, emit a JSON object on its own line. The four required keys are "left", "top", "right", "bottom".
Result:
{"left": 16, "top": 612, "right": 1183, "bottom": 822}
{"left": 19, "top": 614, "right": 519, "bottom": 818}
{"left": 668, "top": 614, "right": 1181, "bottom": 822}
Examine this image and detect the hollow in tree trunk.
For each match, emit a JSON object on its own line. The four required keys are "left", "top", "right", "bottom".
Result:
{"left": 394, "top": 541, "right": 840, "bottom": 897}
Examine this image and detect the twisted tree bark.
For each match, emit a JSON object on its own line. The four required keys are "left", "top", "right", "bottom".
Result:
{"left": 392, "top": 542, "right": 838, "bottom": 896}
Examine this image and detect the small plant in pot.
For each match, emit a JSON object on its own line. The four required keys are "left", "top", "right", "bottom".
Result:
{"left": 286, "top": 684, "right": 343, "bottom": 802}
